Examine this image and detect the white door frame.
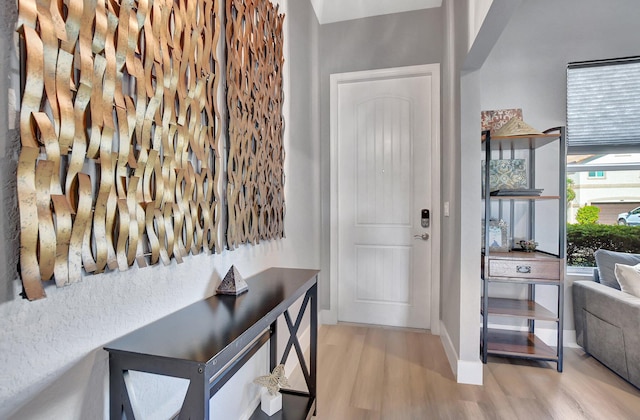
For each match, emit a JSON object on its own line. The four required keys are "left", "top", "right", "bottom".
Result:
{"left": 328, "top": 64, "right": 441, "bottom": 334}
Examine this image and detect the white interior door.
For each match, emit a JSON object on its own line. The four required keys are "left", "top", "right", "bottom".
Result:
{"left": 333, "top": 66, "right": 439, "bottom": 329}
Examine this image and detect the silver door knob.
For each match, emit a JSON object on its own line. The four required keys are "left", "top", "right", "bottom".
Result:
{"left": 414, "top": 233, "right": 429, "bottom": 241}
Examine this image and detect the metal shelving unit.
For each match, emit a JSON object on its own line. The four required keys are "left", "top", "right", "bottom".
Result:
{"left": 481, "top": 127, "right": 566, "bottom": 372}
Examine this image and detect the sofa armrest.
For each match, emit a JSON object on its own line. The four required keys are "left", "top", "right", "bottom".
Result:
{"left": 573, "top": 280, "right": 640, "bottom": 386}
{"left": 573, "top": 280, "right": 640, "bottom": 340}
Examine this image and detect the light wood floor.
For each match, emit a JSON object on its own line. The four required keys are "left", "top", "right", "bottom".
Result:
{"left": 292, "top": 323, "right": 640, "bottom": 420}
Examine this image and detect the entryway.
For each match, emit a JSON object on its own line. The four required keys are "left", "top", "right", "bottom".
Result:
{"left": 329, "top": 64, "right": 441, "bottom": 331}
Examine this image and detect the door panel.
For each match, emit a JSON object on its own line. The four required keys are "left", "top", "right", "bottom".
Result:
{"left": 355, "top": 245, "right": 411, "bottom": 304}
{"left": 355, "top": 97, "right": 412, "bottom": 226}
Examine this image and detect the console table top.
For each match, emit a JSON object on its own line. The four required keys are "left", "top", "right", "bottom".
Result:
{"left": 104, "top": 267, "right": 319, "bottom": 364}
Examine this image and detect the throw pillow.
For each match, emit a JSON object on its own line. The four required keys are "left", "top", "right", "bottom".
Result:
{"left": 594, "top": 249, "right": 640, "bottom": 290}
{"left": 614, "top": 263, "right": 640, "bottom": 298}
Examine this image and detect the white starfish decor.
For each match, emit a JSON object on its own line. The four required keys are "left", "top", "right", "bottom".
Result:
{"left": 253, "top": 364, "right": 290, "bottom": 395}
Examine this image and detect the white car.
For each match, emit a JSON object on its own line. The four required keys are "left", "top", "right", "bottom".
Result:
{"left": 618, "top": 206, "right": 640, "bottom": 226}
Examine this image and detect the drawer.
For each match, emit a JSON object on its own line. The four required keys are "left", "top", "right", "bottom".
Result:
{"left": 488, "top": 259, "right": 560, "bottom": 280}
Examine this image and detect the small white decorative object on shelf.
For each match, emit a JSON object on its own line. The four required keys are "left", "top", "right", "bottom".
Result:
{"left": 216, "top": 265, "right": 248, "bottom": 295}
{"left": 253, "top": 364, "right": 290, "bottom": 416}
{"left": 260, "top": 389, "right": 282, "bottom": 416}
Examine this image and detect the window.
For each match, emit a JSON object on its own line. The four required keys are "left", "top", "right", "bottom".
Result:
{"left": 566, "top": 57, "right": 640, "bottom": 268}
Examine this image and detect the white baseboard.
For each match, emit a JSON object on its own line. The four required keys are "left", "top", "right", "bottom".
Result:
{"left": 536, "top": 328, "right": 579, "bottom": 348}
{"left": 440, "top": 320, "right": 458, "bottom": 375}
{"left": 320, "top": 309, "right": 337, "bottom": 325}
{"left": 564, "top": 329, "right": 578, "bottom": 348}
{"left": 439, "top": 321, "right": 483, "bottom": 385}
{"left": 456, "top": 359, "right": 484, "bottom": 385}
{"left": 240, "top": 394, "right": 262, "bottom": 420}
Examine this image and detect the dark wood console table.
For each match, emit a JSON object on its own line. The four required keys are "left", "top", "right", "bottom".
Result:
{"left": 104, "top": 267, "right": 319, "bottom": 419}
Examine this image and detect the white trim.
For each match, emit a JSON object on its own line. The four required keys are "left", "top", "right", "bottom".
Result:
{"left": 567, "top": 266, "right": 596, "bottom": 276}
{"left": 240, "top": 395, "right": 262, "bottom": 420}
{"left": 440, "top": 321, "right": 483, "bottom": 385}
{"left": 536, "top": 328, "right": 579, "bottom": 349}
{"left": 564, "top": 330, "right": 579, "bottom": 348}
{"left": 456, "top": 360, "right": 484, "bottom": 385}
{"left": 440, "top": 320, "right": 459, "bottom": 376}
{"left": 567, "top": 163, "right": 640, "bottom": 172}
{"left": 320, "top": 309, "right": 337, "bottom": 325}
{"left": 329, "top": 64, "right": 442, "bottom": 332}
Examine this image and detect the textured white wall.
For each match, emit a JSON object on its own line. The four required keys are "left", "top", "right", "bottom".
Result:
{"left": 0, "top": 0, "right": 321, "bottom": 418}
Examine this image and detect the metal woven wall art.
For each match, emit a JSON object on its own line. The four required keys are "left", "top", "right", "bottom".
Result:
{"left": 225, "top": 0, "right": 285, "bottom": 248}
{"left": 17, "top": 0, "right": 223, "bottom": 300}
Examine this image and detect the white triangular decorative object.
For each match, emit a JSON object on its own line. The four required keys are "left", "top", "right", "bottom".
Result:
{"left": 216, "top": 265, "right": 248, "bottom": 295}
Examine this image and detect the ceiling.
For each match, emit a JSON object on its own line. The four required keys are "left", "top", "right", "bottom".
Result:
{"left": 310, "top": 0, "right": 443, "bottom": 24}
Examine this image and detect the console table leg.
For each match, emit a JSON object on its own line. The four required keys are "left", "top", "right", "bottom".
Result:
{"left": 109, "top": 356, "right": 138, "bottom": 419}
{"left": 270, "top": 320, "right": 278, "bottom": 371}
{"left": 109, "top": 355, "right": 124, "bottom": 420}
{"left": 179, "top": 365, "right": 209, "bottom": 420}
{"left": 310, "top": 283, "right": 318, "bottom": 414}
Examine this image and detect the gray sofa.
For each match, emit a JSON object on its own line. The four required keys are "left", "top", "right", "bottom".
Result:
{"left": 573, "top": 250, "right": 640, "bottom": 389}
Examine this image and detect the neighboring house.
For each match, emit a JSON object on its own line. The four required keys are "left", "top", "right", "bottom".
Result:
{"left": 568, "top": 154, "right": 640, "bottom": 224}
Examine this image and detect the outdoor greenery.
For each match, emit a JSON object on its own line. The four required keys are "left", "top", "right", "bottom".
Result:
{"left": 567, "top": 224, "right": 640, "bottom": 266}
{"left": 575, "top": 205, "right": 600, "bottom": 225}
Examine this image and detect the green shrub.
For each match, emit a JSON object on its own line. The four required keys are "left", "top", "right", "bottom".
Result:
{"left": 575, "top": 205, "right": 600, "bottom": 225}
{"left": 567, "top": 224, "right": 640, "bottom": 266}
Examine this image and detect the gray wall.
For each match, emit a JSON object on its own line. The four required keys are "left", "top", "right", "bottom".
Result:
{"left": 441, "top": 0, "right": 525, "bottom": 377}
{"left": 479, "top": 0, "right": 640, "bottom": 336}
{"left": 480, "top": 0, "right": 640, "bottom": 130}
{"left": 440, "top": 0, "right": 468, "bottom": 367}
{"left": 287, "top": 0, "right": 321, "bottom": 246}
{"left": 456, "top": 0, "right": 526, "bottom": 373}
{"left": 0, "top": 0, "right": 321, "bottom": 417}
{"left": 318, "top": 8, "right": 445, "bottom": 309}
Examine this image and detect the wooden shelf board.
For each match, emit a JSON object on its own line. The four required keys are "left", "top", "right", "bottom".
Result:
{"left": 486, "top": 251, "right": 562, "bottom": 260}
{"left": 488, "top": 133, "right": 559, "bottom": 141}
{"left": 482, "top": 297, "right": 558, "bottom": 320}
{"left": 250, "top": 391, "right": 315, "bottom": 420}
{"left": 483, "top": 329, "right": 557, "bottom": 359}
{"left": 489, "top": 195, "right": 560, "bottom": 200}
{"left": 481, "top": 133, "right": 560, "bottom": 150}
{"left": 485, "top": 277, "right": 562, "bottom": 285}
